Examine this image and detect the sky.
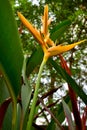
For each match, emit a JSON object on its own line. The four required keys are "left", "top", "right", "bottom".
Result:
{"left": 29, "top": 0, "right": 39, "bottom": 6}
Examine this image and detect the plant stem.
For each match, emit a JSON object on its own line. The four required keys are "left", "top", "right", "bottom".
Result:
{"left": 26, "top": 56, "right": 47, "bottom": 130}
{"left": 68, "top": 86, "right": 82, "bottom": 130}
{"left": 12, "top": 99, "right": 17, "bottom": 130}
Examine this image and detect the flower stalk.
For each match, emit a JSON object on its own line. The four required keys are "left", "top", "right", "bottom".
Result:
{"left": 26, "top": 56, "right": 48, "bottom": 130}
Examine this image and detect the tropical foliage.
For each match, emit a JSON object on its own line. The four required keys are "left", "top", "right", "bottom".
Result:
{"left": 0, "top": 0, "right": 87, "bottom": 130}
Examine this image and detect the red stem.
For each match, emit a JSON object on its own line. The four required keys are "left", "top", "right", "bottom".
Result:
{"left": 59, "top": 54, "right": 82, "bottom": 130}
{"left": 68, "top": 85, "right": 82, "bottom": 130}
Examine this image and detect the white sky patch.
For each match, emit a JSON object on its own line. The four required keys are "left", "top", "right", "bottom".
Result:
{"left": 29, "top": 0, "right": 39, "bottom": 6}
{"left": 36, "top": 113, "right": 51, "bottom": 125}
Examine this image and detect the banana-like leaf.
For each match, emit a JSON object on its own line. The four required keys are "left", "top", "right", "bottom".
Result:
{"left": 26, "top": 46, "right": 43, "bottom": 77}
{"left": 62, "top": 99, "right": 74, "bottom": 130}
{"left": 50, "top": 20, "right": 71, "bottom": 41}
{"left": 0, "top": 0, "right": 24, "bottom": 97}
{"left": 21, "top": 57, "right": 32, "bottom": 130}
{"left": 2, "top": 103, "right": 12, "bottom": 130}
{"left": 0, "top": 98, "right": 11, "bottom": 129}
{"left": 49, "top": 59, "right": 87, "bottom": 105}
{"left": 0, "top": 77, "right": 11, "bottom": 130}
{"left": 56, "top": 95, "right": 71, "bottom": 123}
{"left": 0, "top": 77, "right": 10, "bottom": 104}
{"left": 47, "top": 120, "right": 56, "bottom": 130}
{"left": 47, "top": 95, "right": 71, "bottom": 129}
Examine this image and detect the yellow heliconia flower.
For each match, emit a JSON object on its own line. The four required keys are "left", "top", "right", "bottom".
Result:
{"left": 18, "top": 5, "right": 86, "bottom": 60}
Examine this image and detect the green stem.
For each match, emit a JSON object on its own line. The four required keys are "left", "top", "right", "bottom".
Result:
{"left": 26, "top": 56, "right": 47, "bottom": 130}
{"left": 12, "top": 99, "right": 17, "bottom": 130}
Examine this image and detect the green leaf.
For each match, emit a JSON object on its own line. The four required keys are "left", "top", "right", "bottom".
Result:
{"left": 62, "top": 99, "right": 74, "bottom": 130}
{"left": 49, "top": 59, "right": 87, "bottom": 105}
{"left": 47, "top": 120, "right": 56, "bottom": 130}
{"left": 2, "top": 103, "right": 12, "bottom": 130}
{"left": 23, "top": 39, "right": 43, "bottom": 130}
{"left": 0, "top": 77, "right": 10, "bottom": 104}
{"left": 0, "top": 98, "right": 11, "bottom": 129}
{"left": 47, "top": 95, "right": 71, "bottom": 129}
{"left": 56, "top": 95, "right": 71, "bottom": 124}
{"left": 26, "top": 46, "right": 43, "bottom": 77}
{"left": 50, "top": 20, "right": 71, "bottom": 41}
{"left": 0, "top": 0, "right": 24, "bottom": 97}
{"left": 21, "top": 57, "right": 32, "bottom": 130}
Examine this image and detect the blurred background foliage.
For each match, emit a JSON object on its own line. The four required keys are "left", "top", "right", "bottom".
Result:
{"left": 12, "top": 0, "right": 87, "bottom": 126}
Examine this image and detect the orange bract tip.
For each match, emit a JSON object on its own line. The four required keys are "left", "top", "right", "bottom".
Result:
{"left": 48, "top": 39, "right": 86, "bottom": 56}
{"left": 43, "top": 5, "right": 48, "bottom": 35}
{"left": 18, "top": 12, "right": 44, "bottom": 45}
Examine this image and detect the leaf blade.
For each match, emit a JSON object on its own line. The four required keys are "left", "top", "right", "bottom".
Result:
{"left": 0, "top": 0, "right": 24, "bottom": 97}
{"left": 26, "top": 47, "right": 43, "bottom": 77}
{"left": 49, "top": 59, "right": 87, "bottom": 105}
{"left": 62, "top": 99, "right": 74, "bottom": 130}
{"left": 50, "top": 20, "right": 71, "bottom": 41}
